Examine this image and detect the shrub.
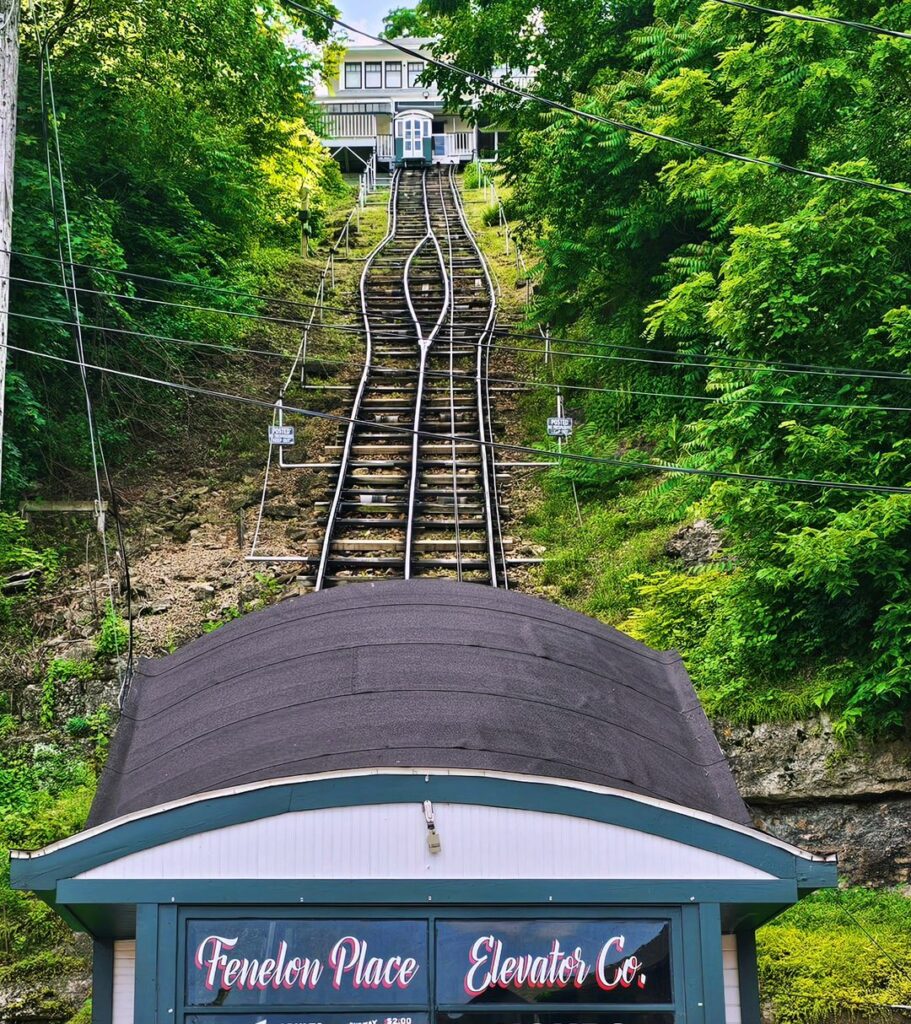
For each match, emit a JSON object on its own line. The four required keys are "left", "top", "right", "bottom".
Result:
{"left": 94, "top": 602, "right": 128, "bottom": 660}
{"left": 40, "top": 660, "right": 95, "bottom": 728}
{"left": 758, "top": 889, "right": 911, "bottom": 1022}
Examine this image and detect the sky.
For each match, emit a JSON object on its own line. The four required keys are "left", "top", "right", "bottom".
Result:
{"left": 337, "top": 0, "right": 388, "bottom": 40}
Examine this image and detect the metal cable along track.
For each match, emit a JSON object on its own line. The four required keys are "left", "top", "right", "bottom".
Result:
{"left": 284, "top": 167, "right": 509, "bottom": 590}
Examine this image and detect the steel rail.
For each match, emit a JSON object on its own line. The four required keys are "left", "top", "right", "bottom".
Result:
{"left": 446, "top": 166, "right": 503, "bottom": 589}
{"left": 314, "top": 170, "right": 402, "bottom": 591}
{"left": 435, "top": 168, "right": 464, "bottom": 582}
{"left": 403, "top": 170, "right": 452, "bottom": 580}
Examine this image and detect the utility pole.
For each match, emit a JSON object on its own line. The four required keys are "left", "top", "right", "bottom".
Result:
{"left": 0, "top": 0, "right": 20, "bottom": 497}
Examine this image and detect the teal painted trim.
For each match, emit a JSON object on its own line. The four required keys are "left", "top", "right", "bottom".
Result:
{"left": 134, "top": 904, "right": 158, "bottom": 1024}
{"left": 12, "top": 774, "right": 816, "bottom": 892}
{"left": 157, "top": 904, "right": 178, "bottom": 1022}
{"left": 91, "top": 940, "right": 113, "bottom": 1024}
{"left": 680, "top": 903, "right": 704, "bottom": 1024}
{"left": 57, "top": 878, "right": 798, "bottom": 908}
{"left": 736, "top": 929, "right": 761, "bottom": 1024}
{"left": 697, "top": 903, "right": 725, "bottom": 1024}
{"left": 797, "top": 859, "right": 838, "bottom": 892}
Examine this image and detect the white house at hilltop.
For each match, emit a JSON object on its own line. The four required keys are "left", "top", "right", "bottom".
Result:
{"left": 315, "top": 38, "right": 511, "bottom": 170}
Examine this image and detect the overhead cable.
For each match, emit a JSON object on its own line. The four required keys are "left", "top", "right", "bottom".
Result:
{"left": 709, "top": 0, "right": 911, "bottom": 41}
{"left": 282, "top": 0, "right": 911, "bottom": 199}
{"left": 10, "top": 271, "right": 911, "bottom": 385}
{"left": 13, "top": 308, "right": 911, "bottom": 412}
{"left": 9, "top": 341, "right": 911, "bottom": 495}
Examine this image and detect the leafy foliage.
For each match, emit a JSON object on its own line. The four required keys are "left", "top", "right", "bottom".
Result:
{"left": 40, "top": 658, "right": 95, "bottom": 727}
{"left": 93, "top": 601, "right": 127, "bottom": 659}
{"left": 0, "top": 744, "right": 95, "bottom": 984}
{"left": 434, "top": 0, "right": 911, "bottom": 734}
{"left": 381, "top": 6, "right": 437, "bottom": 38}
{"left": 8, "top": 0, "right": 344, "bottom": 500}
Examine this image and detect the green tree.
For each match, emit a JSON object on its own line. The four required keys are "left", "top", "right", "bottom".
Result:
{"left": 381, "top": 5, "right": 437, "bottom": 39}
{"left": 431, "top": 0, "right": 911, "bottom": 733}
{"left": 7, "top": 0, "right": 344, "bottom": 499}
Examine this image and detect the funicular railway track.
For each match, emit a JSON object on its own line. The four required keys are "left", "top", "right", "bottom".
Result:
{"left": 314, "top": 167, "right": 505, "bottom": 590}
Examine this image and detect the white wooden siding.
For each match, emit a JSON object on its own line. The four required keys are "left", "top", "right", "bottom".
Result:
{"left": 723, "top": 934, "right": 741, "bottom": 1024}
{"left": 77, "top": 803, "right": 775, "bottom": 881}
{"left": 112, "top": 940, "right": 135, "bottom": 1024}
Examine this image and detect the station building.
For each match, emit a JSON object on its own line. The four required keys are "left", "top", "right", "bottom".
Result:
{"left": 10, "top": 581, "right": 836, "bottom": 1024}
{"left": 315, "top": 38, "right": 515, "bottom": 170}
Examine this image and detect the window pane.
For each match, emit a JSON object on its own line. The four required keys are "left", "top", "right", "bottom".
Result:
{"left": 186, "top": 919, "right": 429, "bottom": 1008}
{"left": 435, "top": 920, "right": 673, "bottom": 1007}
{"left": 344, "top": 62, "right": 362, "bottom": 89}
{"left": 408, "top": 62, "right": 425, "bottom": 87}
{"left": 386, "top": 61, "right": 403, "bottom": 88}
{"left": 365, "top": 62, "right": 382, "bottom": 88}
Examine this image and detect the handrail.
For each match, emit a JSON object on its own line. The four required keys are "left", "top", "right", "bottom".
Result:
{"left": 313, "top": 170, "right": 401, "bottom": 591}
{"left": 280, "top": 158, "right": 377, "bottom": 398}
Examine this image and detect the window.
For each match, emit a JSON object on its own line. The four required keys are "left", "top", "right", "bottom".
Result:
{"left": 344, "top": 62, "right": 362, "bottom": 89}
{"left": 385, "top": 61, "right": 403, "bottom": 88}
{"left": 408, "top": 61, "right": 425, "bottom": 88}
{"left": 365, "top": 61, "right": 382, "bottom": 88}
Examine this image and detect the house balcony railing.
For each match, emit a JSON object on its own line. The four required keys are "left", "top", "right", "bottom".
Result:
{"left": 318, "top": 113, "right": 378, "bottom": 139}
{"left": 331, "top": 132, "right": 475, "bottom": 161}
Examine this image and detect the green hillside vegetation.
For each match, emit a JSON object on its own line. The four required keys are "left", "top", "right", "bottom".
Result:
{"left": 1, "top": 0, "right": 351, "bottom": 1012}
{"left": 427, "top": 0, "right": 911, "bottom": 738}
{"left": 7, "top": 0, "right": 343, "bottom": 499}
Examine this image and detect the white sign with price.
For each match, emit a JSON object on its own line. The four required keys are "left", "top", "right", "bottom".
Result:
{"left": 269, "top": 425, "right": 296, "bottom": 446}
{"left": 547, "top": 417, "right": 573, "bottom": 438}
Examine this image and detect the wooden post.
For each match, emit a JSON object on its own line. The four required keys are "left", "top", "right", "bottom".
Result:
{"left": 0, "top": 0, "right": 20, "bottom": 497}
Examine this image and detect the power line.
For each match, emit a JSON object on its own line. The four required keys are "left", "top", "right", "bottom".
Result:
{"left": 9, "top": 340, "right": 911, "bottom": 495}
{"left": 12, "top": 252, "right": 911, "bottom": 385}
{"left": 826, "top": 889, "right": 911, "bottom": 990}
{"left": 13, "top": 307, "right": 911, "bottom": 413}
{"left": 710, "top": 0, "right": 911, "bottom": 41}
{"left": 6, "top": 272, "right": 340, "bottom": 334}
{"left": 4, "top": 245, "right": 366, "bottom": 319}
{"left": 490, "top": 335, "right": 911, "bottom": 384}
{"left": 421, "top": 367, "right": 911, "bottom": 415}
{"left": 11, "top": 269, "right": 911, "bottom": 386}
{"left": 31, "top": 9, "right": 132, "bottom": 691}
{"left": 284, "top": 0, "right": 911, "bottom": 199}
{"left": 7, "top": 310, "right": 310, "bottom": 362}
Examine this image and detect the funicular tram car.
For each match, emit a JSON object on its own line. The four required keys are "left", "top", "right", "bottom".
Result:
{"left": 394, "top": 110, "right": 435, "bottom": 167}
{"left": 10, "top": 581, "right": 837, "bottom": 1024}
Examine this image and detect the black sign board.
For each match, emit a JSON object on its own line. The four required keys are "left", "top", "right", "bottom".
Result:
{"left": 186, "top": 920, "right": 429, "bottom": 1008}
{"left": 435, "top": 921, "right": 672, "bottom": 1006}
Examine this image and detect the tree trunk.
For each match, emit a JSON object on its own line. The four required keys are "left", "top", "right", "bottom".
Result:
{"left": 0, "top": 0, "right": 20, "bottom": 496}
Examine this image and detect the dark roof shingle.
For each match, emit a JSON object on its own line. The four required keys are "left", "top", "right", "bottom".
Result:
{"left": 88, "top": 581, "right": 749, "bottom": 826}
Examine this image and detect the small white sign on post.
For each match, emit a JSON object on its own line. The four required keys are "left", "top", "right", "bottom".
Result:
{"left": 547, "top": 417, "right": 574, "bottom": 438}
{"left": 268, "top": 425, "right": 296, "bottom": 447}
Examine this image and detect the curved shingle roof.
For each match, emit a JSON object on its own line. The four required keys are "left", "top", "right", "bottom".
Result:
{"left": 89, "top": 581, "right": 749, "bottom": 826}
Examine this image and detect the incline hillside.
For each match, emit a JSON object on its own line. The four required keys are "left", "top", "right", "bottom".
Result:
{"left": 2, "top": 1, "right": 911, "bottom": 1022}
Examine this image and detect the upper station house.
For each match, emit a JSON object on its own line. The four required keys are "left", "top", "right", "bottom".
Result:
{"left": 315, "top": 37, "right": 517, "bottom": 170}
